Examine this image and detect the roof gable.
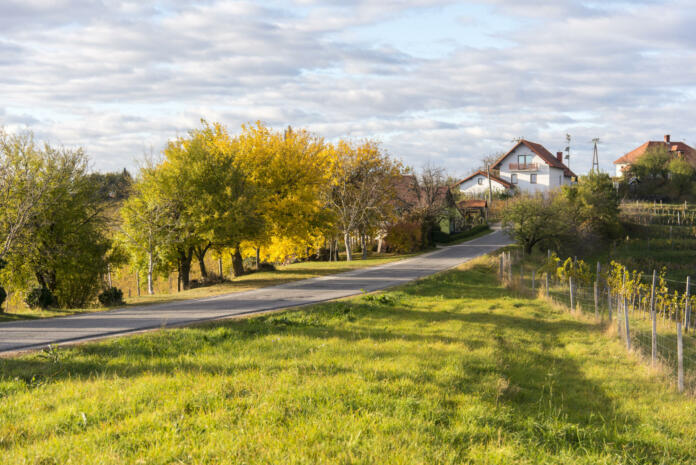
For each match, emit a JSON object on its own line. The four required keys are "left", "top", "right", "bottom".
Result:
{"left": 452, "top": 170, "right": 513, "bottom": 189}
{"left": 614, "top": 140, "right": 696, "bottom": 168}
{"left": 491, "top": 139, "right": 576, "bottom": 178}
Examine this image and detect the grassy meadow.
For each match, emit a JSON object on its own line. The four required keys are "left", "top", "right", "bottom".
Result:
{"left": 0, "top": 257, "right": 694, "bottom": 464}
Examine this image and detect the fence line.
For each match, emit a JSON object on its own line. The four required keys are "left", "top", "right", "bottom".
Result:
{"left": 498, "top": 251, "right": 696, "bottom": 394}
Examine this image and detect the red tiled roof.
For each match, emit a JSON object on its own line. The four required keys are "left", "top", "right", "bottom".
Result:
{"left": 491, "top": 139, "right": 577, "bottom": 178}
{"left": 452, "top": 170, "right": 513, "bottom": 189}
{"left": 613, "top": 140, "right": 696, "bottom": 167}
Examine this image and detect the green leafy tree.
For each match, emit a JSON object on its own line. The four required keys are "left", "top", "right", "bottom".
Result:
{"left": 502, "top": 193, "right": 571, "bottom": 254}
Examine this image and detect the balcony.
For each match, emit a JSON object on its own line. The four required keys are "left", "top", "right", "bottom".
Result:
{"left": 508, "top": 163, "right": 538, "bottom": 171}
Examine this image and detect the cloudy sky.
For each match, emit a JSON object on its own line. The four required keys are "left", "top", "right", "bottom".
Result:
{"left": 1, "top": 0, "right": 694, "bottom": 176}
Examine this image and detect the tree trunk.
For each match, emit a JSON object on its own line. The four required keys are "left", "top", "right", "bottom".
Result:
{"left": 344, "top": 232, "right": 353, "bottom": 261}
{"left": 333, "top": 239, "right": 339, "bottom": 261}
{"left": 178, "top": 247, "right": 194, "bottom": 290}
{"left": 329, "top": 240, "right": 333, "bottom": 262}
{"left": 231, "top": 246, "right": 244, "bottom": 277}
{"left": 255, "top": 247, "right": 260, "bottom": 270}
{"left": 194, "top": 243, "right": 211, "bottom": 279}
{"left": 147, "top": 252, "right": 154, "bottom": 295}
{"left": 218, "top": 255, "right": 223, "bottom": 278}
{"left": 377, "top": 236, "right": 383, "bottom": 254}
{"left": 361, "top": 234, "right": 367, "bottom": 260}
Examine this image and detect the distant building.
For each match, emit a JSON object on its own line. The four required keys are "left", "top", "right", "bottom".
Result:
{"left": 452, "top": 170, "right": 513, "bottom": 196}
{"left": 613, "top": 135, "right": 696, "bottom": 177}
{"left": 490, "top": 139, "right": 576, "bottom": 193}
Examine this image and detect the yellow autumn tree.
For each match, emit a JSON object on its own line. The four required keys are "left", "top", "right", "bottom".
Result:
{"left": 234, "top": 122, "right": 333, "bottom": 266}
{"left": 325, "top": 140, "right": 402, "bottom": 260}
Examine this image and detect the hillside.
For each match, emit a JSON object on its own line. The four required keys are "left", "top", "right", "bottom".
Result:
{"left": 0, "top": 258, "right": 694, "bottom": 464}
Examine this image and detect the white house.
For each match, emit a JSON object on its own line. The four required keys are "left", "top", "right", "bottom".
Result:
{"left": 452, "top": 170, "right": 513, "bottom": 196}
{"left": 490, "top": 139, "right": 576, "bottom": 193}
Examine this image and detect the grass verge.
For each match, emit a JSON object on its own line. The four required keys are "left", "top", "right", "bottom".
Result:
{"left": 0, "top": 256, "right": 694, "bottom": 464}
{"left": 0, "top": 253, "right": 417, "bottom": 322}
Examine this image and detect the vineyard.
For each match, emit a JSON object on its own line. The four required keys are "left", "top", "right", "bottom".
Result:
{"left": 499, "top": 249, "right": 696, "bottom": 394}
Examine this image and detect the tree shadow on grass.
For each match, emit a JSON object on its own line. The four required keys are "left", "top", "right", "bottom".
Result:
{"left": 0, "top": 266, "right": 687, "bottom": 462}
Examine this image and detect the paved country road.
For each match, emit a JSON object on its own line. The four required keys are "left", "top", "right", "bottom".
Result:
{"left": 0, "top": 229, "right": 511, "bottom": 355}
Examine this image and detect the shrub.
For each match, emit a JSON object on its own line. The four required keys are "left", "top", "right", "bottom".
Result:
{"left": 385, "top": 221, "right": 423, "bottom": 253}
{"left": 97, "top": 287, "right": 124, "bottom": 306}
{"left": 0, "top": 286, "right": 6, "bottom": 311}
{"left": 25, "top": 287, "right": 56, "bottom": 309}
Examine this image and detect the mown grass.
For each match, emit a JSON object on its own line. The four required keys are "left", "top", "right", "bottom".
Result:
{"left": 0, "top": 258, "right": 695, "bottom": 464}
{"left": 0, "top": 253, "right": 417, "bottom": 322}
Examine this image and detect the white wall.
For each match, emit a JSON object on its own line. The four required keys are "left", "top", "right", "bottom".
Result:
{"left": 497, "top": 145, "right": 571, "bottom": 193}
{"left": 458, "top": 174, "right": 507, "bottom": 195}
{"left": 615, "top": 163, "right": 628, "bottom": 177}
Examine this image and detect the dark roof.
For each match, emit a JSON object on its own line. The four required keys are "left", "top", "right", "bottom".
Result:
{"left": 452, "top": 170, "right": 513, "bottom": 189}
{"left": 491, "top": 139, "right": 577, "bottom": 178}
{"left": 457, "top": 199, "right": 487, "bottom": 209}
{"left": 614, "top": 140, "right": 696, "bottom": 168}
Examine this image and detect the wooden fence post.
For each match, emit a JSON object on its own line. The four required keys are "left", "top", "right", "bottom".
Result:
{"left": 531, "top": 270, "right": 536, "bottom": 290}
{"left": 624, "top": 284, "right": 631, "bottom": 350}
{"left": 677, "top": 320, "right": 684, "bottom": 392}
{"left": 685, "top": 276, "right": 691, "bottom": 333}
{"left": 136, "top": 272, "right": 141, "bottom": 297}
{"left": 594, "top": 280, "right": 599, "bottom": 319}
{"left": 607, "top": 288, "right": 612, "bottom": 321}
{"left": 569, "top": 277, "right": 575, "bottom": 311}
{"left": 508, "top": 253, "right": 512, "bottom": 283}
{"left": 499, "top": 255, "right": 504, "bottom": 280}
{"left": 650, "top": 270, "right": 657, "bottom": 367}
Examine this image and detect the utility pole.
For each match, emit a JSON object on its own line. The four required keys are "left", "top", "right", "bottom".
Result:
{"left": 591, "top": 137, "right": 600, "bottom": 173}
{"left": 486, "top": 163, "right": 493, "bottom": 222}
{"left": 564, "top": 133, "right": 571, "bottom": 169}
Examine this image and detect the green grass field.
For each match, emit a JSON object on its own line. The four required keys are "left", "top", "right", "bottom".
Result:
{"left": 0, "top": 258, "right": 694, "bottom": 464}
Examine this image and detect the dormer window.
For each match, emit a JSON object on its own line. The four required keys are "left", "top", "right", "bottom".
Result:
{"left": 477, "top": 177, "right": 483, "bottom": 185}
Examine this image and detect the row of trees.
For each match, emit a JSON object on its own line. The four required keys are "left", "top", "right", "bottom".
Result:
{"left": 2, "top": 122, "right": 457, "bottom": 309}
{"left": 119, "top": 122, "right": 406, "bottom": 293}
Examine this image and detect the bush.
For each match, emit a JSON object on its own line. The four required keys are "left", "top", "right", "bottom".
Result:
{"left": 385, "top": 221, "right": 423, "bottom": 253}
{"left": 97, "top": 287, "right": 124, "bottom": 306}
{"left": 25, "top": 287, "right": 56, "bottom": 309}
{"left": 0, "top": 286, "right": 6, "bottom": 311}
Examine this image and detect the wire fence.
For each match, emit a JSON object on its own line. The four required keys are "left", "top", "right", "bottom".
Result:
{"left": 497, "top": 250, "right": 696, "bottom": 394}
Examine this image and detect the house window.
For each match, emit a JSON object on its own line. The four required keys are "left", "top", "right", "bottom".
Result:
{"left": 477, "top": 177, "right": 483, "bottom": 185}
{"left": 530, "top": 174, "right": 537, "bottom": 184}
{"left": 511, "top": 173, "right": 518, "bottom": 184}
{"left": 518, "top": 154, "right": 533, "bottom": 165}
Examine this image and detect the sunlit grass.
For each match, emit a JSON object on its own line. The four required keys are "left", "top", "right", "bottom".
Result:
{"left": 0, "top": 257, "right": 694, "bottom": 464}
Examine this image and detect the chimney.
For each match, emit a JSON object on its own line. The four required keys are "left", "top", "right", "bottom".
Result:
{"left": 664, "top": 134, "right": 671, "bottom": 143}
{"left": 556, "top": 151, "right": 563, "bottom": 162}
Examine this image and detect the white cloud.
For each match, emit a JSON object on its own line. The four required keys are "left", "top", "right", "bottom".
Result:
{"left": 0, "top": 0, "right": 695, "bottom": 174}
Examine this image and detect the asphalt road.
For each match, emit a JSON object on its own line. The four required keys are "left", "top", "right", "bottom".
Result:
{"left": 0, "top": 228, "right": 511, "bottom": 354}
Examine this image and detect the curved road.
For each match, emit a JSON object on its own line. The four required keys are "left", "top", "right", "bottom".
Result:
{"left": 0, "top": 229, "right": 510, "bottom": 354}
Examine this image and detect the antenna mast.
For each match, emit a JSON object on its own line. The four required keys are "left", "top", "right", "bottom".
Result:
{"left": 591, "top": 137, "right": 600, "bottom": 173}
{"left": 564, "top": 133, "right": 571, "bottom": 169}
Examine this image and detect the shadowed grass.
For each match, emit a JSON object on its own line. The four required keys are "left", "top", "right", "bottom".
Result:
{"left": 0, "top": 258, "right": 694, "bottom": 464}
